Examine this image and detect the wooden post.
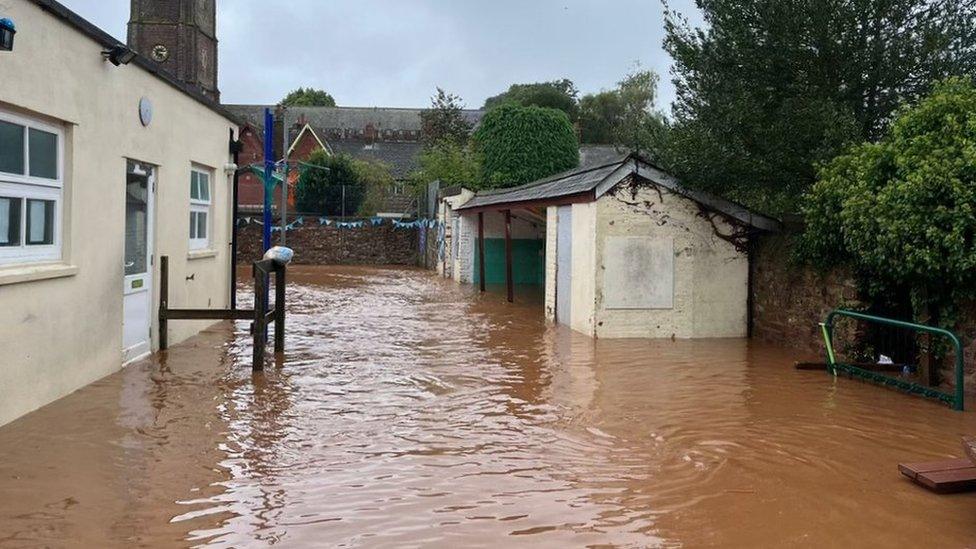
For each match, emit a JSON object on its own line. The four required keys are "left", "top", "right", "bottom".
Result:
{"left": 478, "top": 211, "right": 486, "bottom": 292}
{"left": 253, "top": 262, "right": 266, "bottom": 370}
{"left": 159, "top": 255, "right": 169, "bottom": 350}
{"left": 504, "top": 209, "right": 513, "bottom": 303}
{"left": 274, "top": 264, "right": 285, "bottom": 354}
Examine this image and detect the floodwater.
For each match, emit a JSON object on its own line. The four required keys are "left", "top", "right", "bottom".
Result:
{"left": 1, "top": 266, "right": 974, "bottom": 548}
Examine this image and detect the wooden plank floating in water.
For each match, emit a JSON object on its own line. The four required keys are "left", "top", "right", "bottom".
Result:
{"left": 794, "top": 361, "right": 905, "bottom": 373}
{"left": 899, "top": 458, "right": 976, "bottom": 494}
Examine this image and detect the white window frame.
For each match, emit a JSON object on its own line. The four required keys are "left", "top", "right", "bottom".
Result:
{"left": 189, "top": 166, "right": 213, "bottom": 251}
{"left": 0, "top": 108, "right": 64, "bottom": 266}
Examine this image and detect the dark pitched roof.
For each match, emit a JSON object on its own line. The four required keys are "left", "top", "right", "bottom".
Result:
{"left": 30, "top": 0, "right": 240, "bottom": 125}
{"left": 457, "top": 153, "right": 781, "bottom": 232}
{"left": 224, "top": 105, "right": 485, "bottom": 135}
{"left": 328, "top": 140, "right": 424, "bottom": 180}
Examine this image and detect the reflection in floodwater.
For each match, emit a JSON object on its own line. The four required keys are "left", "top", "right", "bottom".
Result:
{"left": 0, "top": 265, "right": 974, "bottom": 547}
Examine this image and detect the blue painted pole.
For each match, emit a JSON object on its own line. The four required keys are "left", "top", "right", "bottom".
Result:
{"left": 262, "top": 108, "right": 274, "bottom": 253}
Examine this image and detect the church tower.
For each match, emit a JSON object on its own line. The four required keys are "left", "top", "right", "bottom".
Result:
{"left": 127, "top": 0, "right": 220, "bottom": 102}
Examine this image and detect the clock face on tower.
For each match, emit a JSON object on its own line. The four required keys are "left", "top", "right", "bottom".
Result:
{"left": 151, "top": 44, "right": 169, "bottom": 62}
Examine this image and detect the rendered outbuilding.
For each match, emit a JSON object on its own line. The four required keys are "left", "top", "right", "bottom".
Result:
{"left": 444, "top": 153, "right": 779, "bottom": 339}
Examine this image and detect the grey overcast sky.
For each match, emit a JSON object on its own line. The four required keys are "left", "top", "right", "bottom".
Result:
{"left": 60, "top": 0, "right": 702, "bottom": 112}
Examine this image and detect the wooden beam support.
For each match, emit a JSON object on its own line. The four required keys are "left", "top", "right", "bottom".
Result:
{"left": 457, "top": 190, "right": 594, "bottom": 215}
{"left": 477, "top": 211, "right": 486, "bottom": 292}
{"left": 159, "top": 255, "right": 169, "bottom": 350}
{"left": 504, "top": 209, "right": 513, "bottom": 303}
{"left": 253, "top": 261, "right": 266, "bottom": 370}
{"left": 165, "top": 308, "right": 254, "bottom": 320}
{"left": 274, "top": 264, "right": 286, "bottom": 354}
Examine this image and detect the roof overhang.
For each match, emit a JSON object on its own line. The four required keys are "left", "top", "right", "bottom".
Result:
{"left": 455, "top": 154, "right": 781, "bottom": 232}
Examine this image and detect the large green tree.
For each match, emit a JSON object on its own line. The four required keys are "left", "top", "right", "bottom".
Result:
{"left": 295, "top": 151, "right": 362, "bottom": 216}
{"left": 579, "top": 68, "right": 668, "bottom": 155}
{"left": 483, "top": 79, "right": 580, "bottom": 120}
{"left": 473, "top": 104, "right": 579, "bottom": 188}
{"left": 420, "top": 88, "right": 473, "bottom": 147}
{"left": 280, "top": 87, "right": 337, "bottom": 107}
{"left": 798, "top": 78, "right": 976, "bottom": 331}
{"left": 662, "top": 0, "right": 976, "bottom": 213}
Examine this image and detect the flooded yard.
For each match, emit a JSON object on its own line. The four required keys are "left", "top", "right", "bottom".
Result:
{"left": 0, "top": 265, "right": 974, "bottom": 547}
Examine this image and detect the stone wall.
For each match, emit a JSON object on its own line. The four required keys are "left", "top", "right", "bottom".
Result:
{"left": 751, "top": 231, "right": 976, "bottom": 391}
{"left": 750, "top": 232, "right": 860, "bottom": 356}
{"left": 238, "top": 223, "right": 420, "bottom": 265}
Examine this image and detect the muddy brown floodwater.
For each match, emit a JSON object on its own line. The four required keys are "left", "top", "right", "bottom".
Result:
{"left": 1, "top": 265, "right": 975, "bottom": 548}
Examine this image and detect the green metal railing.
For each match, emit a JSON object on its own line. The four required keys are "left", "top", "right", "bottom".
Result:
{"left": 821, "top": 309, "right": 964, "bottom": 411}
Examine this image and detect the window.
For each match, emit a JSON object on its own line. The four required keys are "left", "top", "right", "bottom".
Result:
{"left": 189, "top": 167, "right": 212, "bottom": 250}
{"left": 0, "top": 109, "right": 63, "bottom": 265}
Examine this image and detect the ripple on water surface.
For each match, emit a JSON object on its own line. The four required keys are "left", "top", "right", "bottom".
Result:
{"left": 0, "top": 265, "right": 973, "bottom": 548}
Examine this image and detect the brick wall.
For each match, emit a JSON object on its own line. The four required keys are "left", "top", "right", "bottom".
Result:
{"left": 238, "top": 223, "right": 420, "bottom": 265}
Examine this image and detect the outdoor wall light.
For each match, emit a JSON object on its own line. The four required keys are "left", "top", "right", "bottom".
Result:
{"left": 0, "top": 18, "right": 15, "bottom": 52}
{"left": 102, "top": 44, "right": 137, "bottom": 66}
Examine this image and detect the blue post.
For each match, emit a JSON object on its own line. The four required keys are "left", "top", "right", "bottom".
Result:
{"left": 262, "top": 108, "right": 274, "bottom": 253}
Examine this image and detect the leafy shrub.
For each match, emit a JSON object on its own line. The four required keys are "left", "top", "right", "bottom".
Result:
{"left": 472, "top": 104, "right": 579, "bottom": 188}
{"left": 799, "top": 78, "right": 976, "bottom": 326}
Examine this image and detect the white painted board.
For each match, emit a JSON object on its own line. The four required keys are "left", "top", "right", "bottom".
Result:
{"left": 603, "top": 236, "right": 674, "bottom": 309}
{"left": 556, "top": 205, "right": 573, "bottom": 324}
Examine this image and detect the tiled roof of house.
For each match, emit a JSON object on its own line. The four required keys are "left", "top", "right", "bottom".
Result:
{"left": 224, "top": 105, "right": 485, "bottom": 136}
{"left": 328, "top": 140, "right": 425, "bottom": 180}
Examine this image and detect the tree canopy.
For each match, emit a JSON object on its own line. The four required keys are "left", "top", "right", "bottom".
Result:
{"left": 473, "top": 103, "right": 579, "bottom": 189}
{"left": 412, "top": 142, "right": 481, "bottom": 189}
{"left": 798, "top": 78, "right": 976, "bottom": 328}
{"left": 579, "top": 68, "right": 667, "bottom": 155}
{"left": 280, "top": 87, "right": 337, "bottom": 107}
{"left": 354, "top": 159, "right": 397, "bottom": 217}
{"left": 661, "top": 0, "right": 976, "bottom": 213}
{"left": 420, "top": 88, "right": 473, "bottom": 147}
{"left": 483, "top": 79, "right": 579, "bottom": 121}
{"left": 295, "top": 150, "right": 362, "bottom": 216}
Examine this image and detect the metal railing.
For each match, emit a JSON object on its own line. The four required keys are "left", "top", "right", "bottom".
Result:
{"left": 821, "top": 309, "right": 964, "bottom": 411}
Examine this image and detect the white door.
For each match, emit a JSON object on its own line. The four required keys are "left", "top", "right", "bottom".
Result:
{"left": 556, "top": 205, "right": 573, "bottom": 325}
{"left": 122, "top": 160, "right": 155, "bottom": 363}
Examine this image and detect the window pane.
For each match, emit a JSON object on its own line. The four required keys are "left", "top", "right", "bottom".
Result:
{"left": 26, "top": 199, "right": 54, "bottom": 245}
{"left": 199, "top": 174, "right": 210, "bottom": 201}
{"left": 125, "top": 169, "right": 149, "bottom": 276}
{"left": 28, "top": 128, "right": 58, "bottom": 179}
{"left": 190, "top": 172, "right": 199, "bottom": 200}
{"left": 0, "top": 120, "right": 25, "bottom": 175}
{"left": 0, "top": 197, "right": 22, "bottom": 246}
{"left": 197, "top": 211, "right": 207, "bottom": 239}
{"left": 189, "top": 211, "right": 197, "bottom": 238}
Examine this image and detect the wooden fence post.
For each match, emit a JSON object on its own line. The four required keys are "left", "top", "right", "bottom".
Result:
{"left": 253, "top": 262, "right": 266, "bottom": 370}
{"left": 274, "top": 264, "right": 285, "bottom": 354}
{"left": 504, "top": 209, "right": 513, "bottom": 303}
{"left": 159, "top": 255, "right": 169, "bottom": 350}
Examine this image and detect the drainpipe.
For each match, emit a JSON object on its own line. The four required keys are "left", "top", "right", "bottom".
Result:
{"left": 229, "top": 128, "right": 241, "bottom": 310}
